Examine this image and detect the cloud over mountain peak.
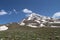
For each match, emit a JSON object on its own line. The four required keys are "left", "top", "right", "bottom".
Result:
{"left": 52, "top": 12, "right": 60, "bottom": 19}
{"left": 0, "top": 10, "right": 8, "bottom": 15}
{"left": 22, "top": 8, "right": 32, "bottom": 14}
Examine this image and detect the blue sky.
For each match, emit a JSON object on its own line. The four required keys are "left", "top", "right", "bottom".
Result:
{"left": 0, "top": 0, "right": 60, "bottom": 24}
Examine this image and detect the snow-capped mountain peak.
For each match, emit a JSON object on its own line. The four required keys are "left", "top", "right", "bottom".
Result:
{"left": 20, "top": 13, "right": 52, "bottom": 28}
{"left": 27, "top": 13, "right": 43, "bottom": 20}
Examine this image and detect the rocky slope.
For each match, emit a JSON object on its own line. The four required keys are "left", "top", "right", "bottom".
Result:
{"left": 20, "top": 13, "right": 54, "bottom": 28}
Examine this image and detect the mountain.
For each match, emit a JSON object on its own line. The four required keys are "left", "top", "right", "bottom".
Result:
{"left": 19, "top": 13, "right": 54, "bottom": 28}
{"left": 0, "top": 14, "right": 60, "bottom": 40}
{"left": 0, "top": 13, "right": 60, "bottom": 31}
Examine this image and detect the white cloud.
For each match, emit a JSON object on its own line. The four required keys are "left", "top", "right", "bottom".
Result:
{"left": 52, "top": 12, "right": 60, "bottom": 19}
{"left": 22, "top": 8, "right": 32, "bottom": 14}
{"left": 22, "top": 8, "right": 41, "bottom": 17}
{"left": 0, "top": 10, "right": 7, "bottom": 15}
{"left": 0, "top": 9, "right": 19, "bottom": 15}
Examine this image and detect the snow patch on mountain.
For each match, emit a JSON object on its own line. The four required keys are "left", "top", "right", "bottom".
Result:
{"left": 20, "top": 9, "right": 60, "bottom": 28}
{"left": 0, "top": 25, "right": 8, "bottom": 31}
{"left": 40, "top": 24, "right": 45, "bottom": 27}
{"left": 20, "top": 13, "right": 51, "bottom": 28}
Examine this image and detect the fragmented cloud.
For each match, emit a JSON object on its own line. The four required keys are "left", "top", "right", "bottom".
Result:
{"left": 13, "top": 9, "right": 17, "bottom": 14}
{"left": 22, "top": 8, "right": 40, "bottom": 17}
{"left": 52, "top": 12, "right": 60, "bottom": 19}
{"left": 22, "top": 8, "right": 32, "bottom": 14}
{"left": 0, "top": 9, "right": 18, "bottom": 15}
{"left": 8, "top": 11, "right": 12, "bottom": 15}
{"left": 0, "top": 10, "right": 8, "bottom": 15}
{"left": 8, "top": 9, "right": 18, "bottom": 15}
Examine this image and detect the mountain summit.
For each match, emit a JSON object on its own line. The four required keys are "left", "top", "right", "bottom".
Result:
{"left": 20, "top": 13, "right": 53, "bottom": 28}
